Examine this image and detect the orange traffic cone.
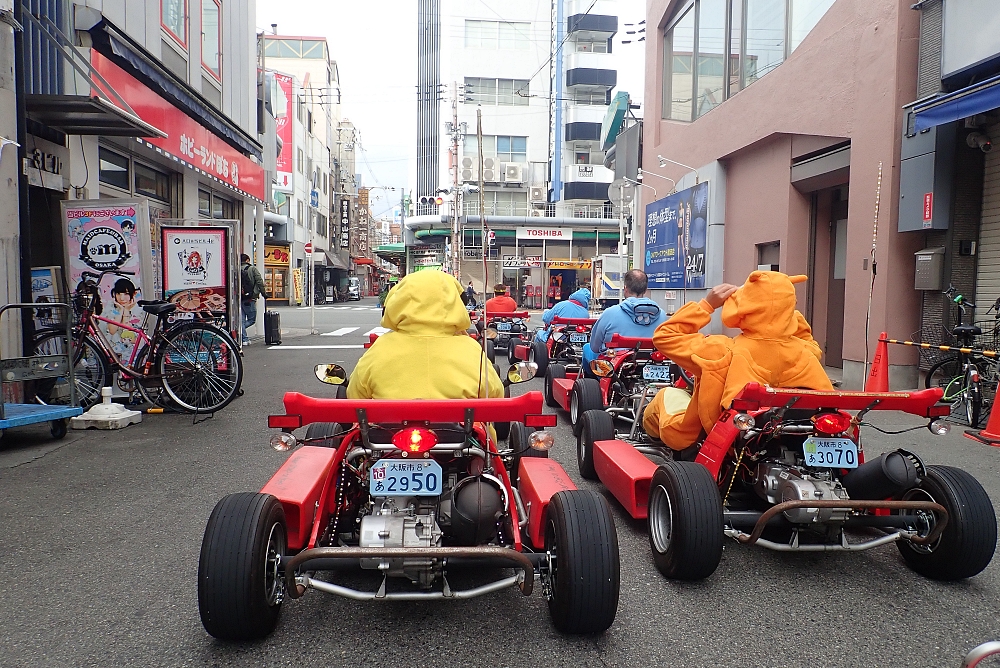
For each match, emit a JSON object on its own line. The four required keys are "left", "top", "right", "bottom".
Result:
{"left": 863, "top": 332, "right": 889, "bottom": 392}
{"left": 965, "top": 376, "right": 1000, "bottom": 446}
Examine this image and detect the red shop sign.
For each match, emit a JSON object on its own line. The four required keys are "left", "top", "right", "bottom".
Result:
{"left": 92, "top": 51, "right": 265, "bottom": 201}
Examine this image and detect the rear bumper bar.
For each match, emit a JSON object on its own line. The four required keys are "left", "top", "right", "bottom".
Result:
{"left": 283, "top": 546, "right": 536, "bottom": 599}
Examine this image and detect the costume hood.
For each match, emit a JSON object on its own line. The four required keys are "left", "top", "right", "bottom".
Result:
{"left": 620, "top": 297, "right": 662, "bottom": 326}
{"left": 721, "top": 271, "right": 807, "bottom": 337}
{"left": 381, "top": 270, "right": 472, "bottom": 335}
{"left": 568, "top": 287, "right": 591, "bottom": 308}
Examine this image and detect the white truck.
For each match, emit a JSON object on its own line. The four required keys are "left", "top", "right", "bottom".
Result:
{"left": 591, "top": 254, "right": 627, "bottom": 309}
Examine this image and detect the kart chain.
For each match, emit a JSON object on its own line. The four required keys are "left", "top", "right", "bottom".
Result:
{"left": 722, "top": 446, "right": 746, "bottom": 507}
{"left": 322, "top": 457, "right": 348, "bottom": 547}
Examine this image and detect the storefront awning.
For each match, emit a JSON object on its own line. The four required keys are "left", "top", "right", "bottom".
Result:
{"left": 319, "top": 250, "right": 349, "bottom": 270}
{"left": 25, "top": 94, "right": 166, "bottom": 138}
{"left": 913, "top": 73, "right": 1000, "bottom": 131}
{"left": 353, "top": 257, "right": 375, "bottom": 266}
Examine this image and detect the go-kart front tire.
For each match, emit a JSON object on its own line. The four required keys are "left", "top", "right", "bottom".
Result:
{"left": 647, "top": 462, "right": 723, "bottom": 581}
{"left": 570, "top": 378, "right": 604, "bottom": 437}
{"left": 578, "top": 409, "right": 613, "bottom": 481}
{"left": 545, "top": 490, "right": 620, "bottom": 634}
{"left": 198, "top": 493, "right": 287, "bottom": 641}
{"left": 530, "top": 340, "right": 549, "bottom": 377}
{"left": 897, "top": 465, "right": 997, "bottom": 580}
{"left": 485, "top": 339, "right": 496, "bottom": 364}
{"left": 544, "top": 364, "right": 566, "bottom": 408}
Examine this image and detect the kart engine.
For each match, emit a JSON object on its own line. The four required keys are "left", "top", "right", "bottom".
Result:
{"left": 359, "top": 497, "right": 443, "bottom": 586}
{"left": 754, "top": 457, "right": 851, "bottom": 524}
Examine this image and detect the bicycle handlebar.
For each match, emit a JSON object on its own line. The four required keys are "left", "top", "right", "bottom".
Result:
{"left": 78, "top": 269, "right": 136, "bottom": 285}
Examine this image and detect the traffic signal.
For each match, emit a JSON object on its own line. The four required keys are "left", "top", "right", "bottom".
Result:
{"left": 487, "top": 230, "right": 496, "bottom": 246}
{"left": 418, "top": 195, "right": 445, "bottom": 206}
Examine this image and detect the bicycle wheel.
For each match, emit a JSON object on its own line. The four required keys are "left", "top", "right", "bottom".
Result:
{"left": 926, "top": 357, "right": 960, "bottom": 390}
{"left": 32, "top": 331, "right": 109, "bottom": 408}
{"left": 155, "top": 323, "right": 243, "bottom": 413}
{"left": 966, "top": 370, "right": 982, "bottom": 428}
{"left": 130, "top": 343, "right": 167, "bottom": 406}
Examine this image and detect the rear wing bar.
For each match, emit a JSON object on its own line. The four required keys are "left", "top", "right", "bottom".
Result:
{"left": 272, "top": 391, "right": 550, "bottom": 428}
{"left": 607, "top": 334, "right": 655, "bottom": 350}
{"left": 486, "top": 311, "right": 529, "bottom": 319}
{"left": 731, "top": 383, "right": 949, "bottom": 418}
{"left": 551, "top": 317, "right": 598, "bottom": 326}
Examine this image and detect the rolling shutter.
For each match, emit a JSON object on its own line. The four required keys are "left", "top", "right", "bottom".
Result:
{"left": 974, "top": 122, "right": 1000, "bottom": 312}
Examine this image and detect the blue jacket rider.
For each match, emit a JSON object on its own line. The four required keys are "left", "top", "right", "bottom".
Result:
{"left": 582, "top": 270, "right": 667, "bottom": 371}
{"left": 534, "top": 287, "right": 591, "bottom": 342}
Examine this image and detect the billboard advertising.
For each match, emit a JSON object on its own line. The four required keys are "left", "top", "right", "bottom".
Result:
{"left": 161, "top": 226, "right": 229, "bottom": 324}
{"left": 273, "top": 72, "right": 294, "bottom": 190}
{"left": 643, "top": 181, "right": 709, "bottom": 290}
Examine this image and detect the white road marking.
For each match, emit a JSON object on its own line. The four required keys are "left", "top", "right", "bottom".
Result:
{"left": 351, "top": 307, "right": 368, "bottom": 310}
{"left": 267, "top": 345, "right": 365, "bottom": 349}
{"left": 363, "top": 327, "right": 390, "bottom": 336}
{"left": 321, "top": 327, "right": 360, "bottom": 337}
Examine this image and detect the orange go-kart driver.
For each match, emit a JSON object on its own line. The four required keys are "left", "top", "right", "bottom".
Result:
{"left": 348, "top": 269, "right": 503, "bottom": 400}
{"left": 485, "top": 283, "right": 518, "bottom": 314}
{"left": 643, "top": 270, "right": 833, "bottom": 451}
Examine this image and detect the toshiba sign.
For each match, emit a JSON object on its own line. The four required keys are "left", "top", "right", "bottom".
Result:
{"left": 516, "top": 227, "right": 574, "bottom": 240}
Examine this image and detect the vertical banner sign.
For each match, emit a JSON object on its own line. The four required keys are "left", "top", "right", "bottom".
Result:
{"left": 273, "top": 72, "right": 294, "bottom": 190}
{"left": 922, "top": 192, "right": 934, "bottom": 229}
{"left": 161, "top": 226, "right": 229, "bottom": 325}
{"left": 643, "top": 182, "right": 709, "bottom": 289}
{"left": 62, "top": 199, "right": 152, "bottom": 362}
{"left": 340, "top": 198, "right": 350, "bottom": 249}
{"left": 292, "top": 268, "right": 304, "bottom": 304}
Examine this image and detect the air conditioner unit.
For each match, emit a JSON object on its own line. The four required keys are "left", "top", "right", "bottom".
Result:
{"left": 530, "top": 209, "right": 544, "bottom": 217}
{"left": 529, "top": 186, "right": 545, "bottom": 202}
{"left": 503, "top": 163, "right": 524, "bottom": 183}
{"left": 482, "top": 168, "right": 497, "bottom": 182}
{"left": 483, "top": 157, "right": 496, "bottom": 171}
{"left": 461, "top": 157, "right": 474, "bottom": 169}
{"left": 461, "top": 166, "right": 478, "bottom": 182}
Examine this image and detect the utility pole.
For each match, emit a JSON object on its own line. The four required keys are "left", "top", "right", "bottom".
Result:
{"left": 451, "top": 81, "right": 460, "bottom": 280}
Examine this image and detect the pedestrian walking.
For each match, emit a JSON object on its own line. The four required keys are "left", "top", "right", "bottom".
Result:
{"left": 240, "top": 253, "right": 267, "bottom": 345}
{"left": 464, "top": 280, "right": 476, "bottom": 306}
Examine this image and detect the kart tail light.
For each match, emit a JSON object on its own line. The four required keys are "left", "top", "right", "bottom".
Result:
{"left": 814, "top": 412, "right": 852, "bottom": 436}
{"left": 650, "top": 351, "right": 666, "bottom": 363}
{"left": 525, "top": 414, "right": 558, "bottom": 428}
{"left": 575, "top": 325, "right": 588, "bottom": 333}
{"left": 590, "top": 359, "right": 615, "bottom": 377}
{"left": 529, "top": 431, "right": 555, "bottom": 451}
{"left": 393, "top": 426, "right": 438, "bottom": 454}
{"left": 268, "top": 414, "right": 302, "bottom": 430}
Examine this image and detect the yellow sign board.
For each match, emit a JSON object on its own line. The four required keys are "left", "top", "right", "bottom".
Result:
{"left": 292, "top": 268, "right": 304, "bottom": 305}
{"left": 265, "top": 245, "right": 290, "bottom": 266}
{"left": 547, "top": 260, "right": 592, "bottom": 269}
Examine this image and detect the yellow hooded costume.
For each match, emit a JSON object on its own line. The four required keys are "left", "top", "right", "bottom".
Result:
{"left": 643, "top": 271, "right": 833, "bottom": 449}
{"left": 347, "top": 270, "right": 503, "bottom": 400}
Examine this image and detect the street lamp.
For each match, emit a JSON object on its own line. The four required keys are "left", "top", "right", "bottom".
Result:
{"left": 656, "top": 155, "right": 700, "bottom": 183}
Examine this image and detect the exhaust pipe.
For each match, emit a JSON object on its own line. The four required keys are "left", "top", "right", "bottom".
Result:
{"left": 842, "top": 449, "right": 923, "bottom": 500}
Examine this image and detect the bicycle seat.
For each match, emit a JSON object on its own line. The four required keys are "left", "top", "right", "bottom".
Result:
{"left": 142, "top": 302, "right": 177, "bottom": 316}
{"left": 137, "top": 299, "right": 167, "bottom": 306}
{"left": 953, "top": 324, "right": 982, "bottom": 337}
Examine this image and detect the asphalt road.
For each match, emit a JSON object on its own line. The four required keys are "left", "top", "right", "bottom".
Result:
{"left": 1, "top": 297, "right": 999, "bottom": 667}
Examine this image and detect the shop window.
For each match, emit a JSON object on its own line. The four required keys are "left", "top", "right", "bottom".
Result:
{"left": 464, "top": 20, "right": 529, "bottom": 50}
{"left": 464, "top": 78, "right": 529, "bottom": 106}
{"left": 162, "top": 0, "right": 187, "bottom": 47}
{"left": 98, "top": 148, "right": 130, "bottom": 191}
{"left": 576, "top": 40, "right": 608, "bottom": 53}
{"left": 201, "top": 0, "right": 222, "bottom": 81}
{"left": 662, "top": 0, "right": 833, "bottom": 121}
{"left": 134, "top": 162, "right": 170, "bottom": 202}
{"left": 198, "top": 189, "right": 212, "bottom": 217}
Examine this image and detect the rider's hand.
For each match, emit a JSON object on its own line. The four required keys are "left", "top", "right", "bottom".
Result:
{"left": 705, "top": 284, "right": 738, "bottom": 310}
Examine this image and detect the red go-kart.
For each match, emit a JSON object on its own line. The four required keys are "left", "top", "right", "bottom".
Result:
{"left": 197, "top": 363, "right": 621, "bottom": 641}
{"left": 510, "top": 316, "right": 597, "bottom": 378}
{"left": 482, "top": 311, "right": 530, "bottom": 362}
{"left": 586, "top": 382, "right": 996, "bottom": 581}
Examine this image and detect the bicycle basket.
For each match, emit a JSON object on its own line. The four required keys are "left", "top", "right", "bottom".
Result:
{"left": 974, "top": 320, "right": 1000, "bottom": 353}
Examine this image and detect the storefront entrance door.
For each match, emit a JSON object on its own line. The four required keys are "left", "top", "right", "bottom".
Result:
{"left": 826, "top": 217, "right": 848, "bottom": 368}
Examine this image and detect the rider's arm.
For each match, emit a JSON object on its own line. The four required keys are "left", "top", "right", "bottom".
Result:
{"left": 589, "top": 313, "right": 610, "bottom": 354}
{"left": 652, "top": 299, "right": 716, "bottom": 369}
{"left": 541, "top": 306, "right": 555, "bottom": 327}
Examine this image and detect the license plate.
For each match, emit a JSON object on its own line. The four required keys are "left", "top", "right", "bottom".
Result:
{"left": 369, "top": 459, "right": 443, "bottom": 496}
{"left": 496, "top": 322, "right": 511, "bottom": 331}
{"left": 642, "top": 364, "right": 672, "bottom": 381}
{"left": 802, "top": 437, "right": 859, "bottom": 468}
{"left": 569, "top": 333, "right": 588, "bottom": 343}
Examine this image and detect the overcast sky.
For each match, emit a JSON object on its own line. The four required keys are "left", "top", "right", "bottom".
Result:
{"left": 256, "top": 0, "right": 646, "bottom": 219}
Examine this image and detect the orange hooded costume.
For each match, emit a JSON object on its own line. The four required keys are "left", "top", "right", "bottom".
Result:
{"left": 643, "top": 271, "right": 833, "bottom": 449}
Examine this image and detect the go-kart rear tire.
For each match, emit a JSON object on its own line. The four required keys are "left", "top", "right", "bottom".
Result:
{"left": 530, "top": 340, "right": 549, "bottom": 377}
{"left": 506, "top": 337, "right": 522, "bottom": 364}
{"left": 578, "top": 409, "right": 614, "bottom": 480}
{"left": 305, "top": 421, "right": 343, "bottom": 448}
{"left": 897, "top": 465, "right": 997, "bottom": 580}
{"left": 485, "top": 339, "right": 496, "bottom": 364}
{"left": 545, "top": 490, "right": 620, "bottom": 634}
{"left": 198, "top": 492, "right": 287, "bottom": 641}
{"left": 544, "top": 364, "right": 566, "bottom": 408}
{"left": 570, "top": 378, "right": 604, "bottom": 437}
{"left": 493, "top": 362, "right": 511, "bottom": 440}
{"left": 508, "top": 421, "right": 547, "bottom": 486}
{"left": 647, "top": 462, "right": 723, "bottom": 581}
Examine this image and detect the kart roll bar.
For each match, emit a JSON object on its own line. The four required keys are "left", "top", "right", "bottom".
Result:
{"left": 551, "top": 316, "right": 598, "bottom": 326}
{"left": 607, "top": 334, "right": 655, "bottom": 350}
{"left": 279, "top": 391, "right": 545, "bottom": 428}
{"left": 730, "top": 383, "right": 949, "bottom": 418}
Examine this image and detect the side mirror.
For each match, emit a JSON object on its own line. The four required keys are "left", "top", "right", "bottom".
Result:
{"left": 507, "top": 362, "right": 538, "bottom": 384}
{"left": 315, "top": 363, "right": 348, "bottom": 385}
{"left": 484, "top": 327, "right": 499, "bottom": 340}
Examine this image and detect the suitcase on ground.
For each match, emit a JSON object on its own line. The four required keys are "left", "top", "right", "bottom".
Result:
{"left": 264, "top": 310, "right": 281, "bottom": 345}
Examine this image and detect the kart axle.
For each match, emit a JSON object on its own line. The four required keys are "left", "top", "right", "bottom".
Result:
{"left": 733, "top": 500, "right": 948, "bottom": 547}
{"left": 283, "top": 546, "right": 536, "bottom": 599}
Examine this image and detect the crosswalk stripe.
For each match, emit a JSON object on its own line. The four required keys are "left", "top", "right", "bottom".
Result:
{"left": 268, "top": 345, "right": 364, "bottom": 350}
{"left": 363, "top": 327, "right": 390, "bottom": 337}
{"left": 321, "top": 327, "right": 360, "bottom": 337}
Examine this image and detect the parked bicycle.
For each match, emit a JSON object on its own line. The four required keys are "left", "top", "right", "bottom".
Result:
{"left": 923, "top": 286, "right": 999, "bottom": 427}
{"left": 33, "top": 270, "right": 243, "bottom": 413}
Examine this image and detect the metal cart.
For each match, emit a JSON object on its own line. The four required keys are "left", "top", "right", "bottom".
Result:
{"left": 0, "top": 303, "right": 81, "bottom": 440}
